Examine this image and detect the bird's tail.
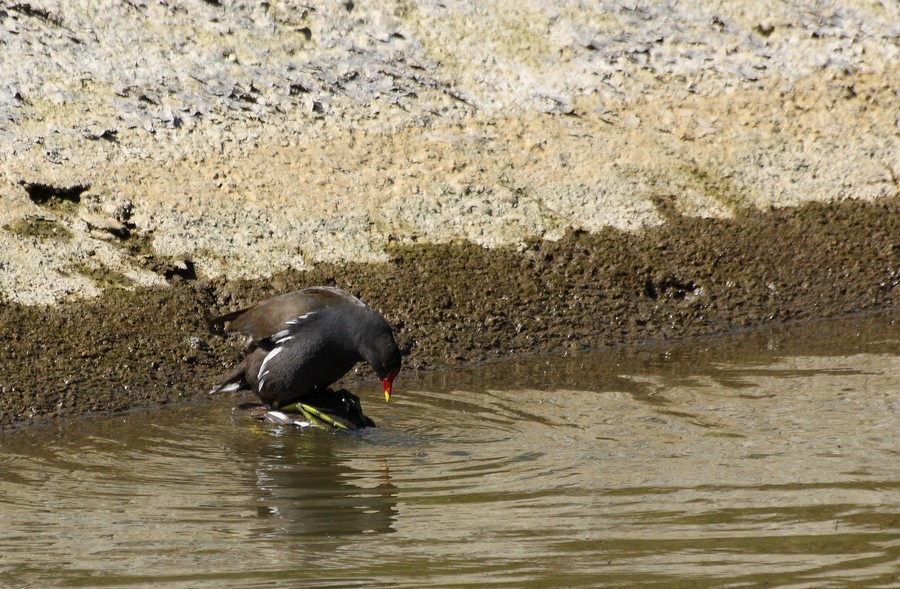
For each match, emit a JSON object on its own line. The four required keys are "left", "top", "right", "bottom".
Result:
{"left": 209, "top": 362, "right": 248, "bottom": 395}
{"left": 206, "top": 308, "right": 247, "bottom": 334}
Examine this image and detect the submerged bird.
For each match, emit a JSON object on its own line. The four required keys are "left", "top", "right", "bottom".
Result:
{"left": 209, "top": 286, "right": 401, "bottom": 407}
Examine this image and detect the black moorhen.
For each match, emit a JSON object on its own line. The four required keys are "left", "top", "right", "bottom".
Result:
{"left": 209, "top": 286, "right": 401, "bottom": 407}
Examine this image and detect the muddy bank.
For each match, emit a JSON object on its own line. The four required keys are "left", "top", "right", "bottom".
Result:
{"left": 0, "top": 197, "right": 897, "bottom": 430}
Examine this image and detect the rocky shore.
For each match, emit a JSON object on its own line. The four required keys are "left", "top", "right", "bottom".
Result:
{"left": 0, "top": 1, "right": 897, "bottom": 428}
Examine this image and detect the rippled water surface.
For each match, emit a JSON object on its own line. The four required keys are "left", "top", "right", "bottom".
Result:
{"left": 1, "top": 313, "right": 898, "bottom": 588}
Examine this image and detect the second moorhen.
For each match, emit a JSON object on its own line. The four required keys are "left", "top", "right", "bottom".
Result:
{"left": 209, "top": 286, "right": 401, "bottom": 407}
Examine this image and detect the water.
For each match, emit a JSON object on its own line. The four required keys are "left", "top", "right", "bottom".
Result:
{"left": 1, "top": 313, "right": 898, "bottom": 588}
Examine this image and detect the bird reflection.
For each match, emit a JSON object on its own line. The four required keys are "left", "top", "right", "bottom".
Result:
{"left": 230, "top": 409, "right": 398, "bottom": 540}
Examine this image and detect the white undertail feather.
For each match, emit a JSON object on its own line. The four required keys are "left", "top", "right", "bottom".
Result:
{"left": 209, "top": 381, "right": 241, "bottom": 395}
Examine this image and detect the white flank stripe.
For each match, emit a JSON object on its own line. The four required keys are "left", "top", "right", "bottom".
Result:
{"left": 257, "top": 346, "right": 284, "bottom": 390}
{"left": 272, "top": 329, "right": 294, "bottom": 344}
{"left": 286, "top": 311, "right": 317, "bottom": 326}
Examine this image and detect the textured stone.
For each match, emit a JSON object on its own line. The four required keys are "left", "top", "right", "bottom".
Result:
{"left": 0, "top": 0, "right": 898, "bottom": 304}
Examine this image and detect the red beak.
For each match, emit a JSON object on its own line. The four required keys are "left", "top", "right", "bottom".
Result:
{"left": 382, "top": 368, "right": 400, "bottom": 402}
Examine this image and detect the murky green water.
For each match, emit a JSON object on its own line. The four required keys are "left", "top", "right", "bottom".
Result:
{"left": 1, "top": 313, "right": 898, "bottom": 588}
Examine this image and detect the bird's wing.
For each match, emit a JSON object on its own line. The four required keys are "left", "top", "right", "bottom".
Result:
{"left": 267, "top": 307, "right": 333, "bottom": 346}
{"left": 209, "top": 287, "right": 361, "bottom": 345}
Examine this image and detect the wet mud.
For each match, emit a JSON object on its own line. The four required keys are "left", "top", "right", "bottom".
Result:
{"left": 1, "top": 197, "right": 898, "bottom": 430}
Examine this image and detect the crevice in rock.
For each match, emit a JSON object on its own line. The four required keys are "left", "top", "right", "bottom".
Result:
{"left": 21, "top": 182, "right": 89, "bottom": 207}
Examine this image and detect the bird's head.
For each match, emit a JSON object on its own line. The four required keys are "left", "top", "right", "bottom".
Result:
{"left": 361, "top": 324, "right": 402, "bottom": 402}
{"left": 372, "top": 343, "right": 402, "bottom": 402}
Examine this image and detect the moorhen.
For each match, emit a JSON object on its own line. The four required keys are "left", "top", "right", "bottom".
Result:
{"left": 209, "top": 286, "right": 401, "bottom": 407}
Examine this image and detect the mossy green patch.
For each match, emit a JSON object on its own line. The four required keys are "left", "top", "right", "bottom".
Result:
{"left": 68, "top": 262, "right": 134, "bottom": 289}
{"left": 4, "top": 216, "right": 73, "bottom": 242}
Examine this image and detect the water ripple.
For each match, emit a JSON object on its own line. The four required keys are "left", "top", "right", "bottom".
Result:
{"left": 0, "top": 327, "right": 898, "bottom": 587}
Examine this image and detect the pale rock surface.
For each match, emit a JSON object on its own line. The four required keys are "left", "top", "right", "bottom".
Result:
{"left": 0, "top": 0, "right": 897, "bottom": 304}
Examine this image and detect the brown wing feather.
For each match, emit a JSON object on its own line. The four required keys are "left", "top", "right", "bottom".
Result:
{"left": 208, "top": 287, "right": 365, "bottom": 345}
